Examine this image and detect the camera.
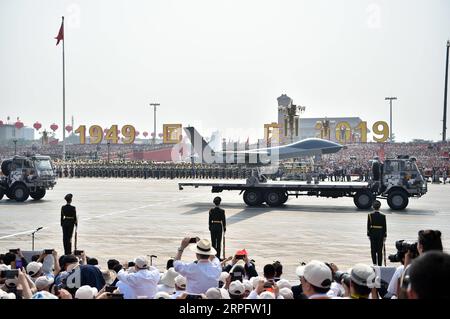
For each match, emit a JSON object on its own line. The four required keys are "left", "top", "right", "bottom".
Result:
{"left": 106, "top": 293, "right": 124, "bottom": 299}
{"left": 235, "top": 254, "right": 245, "bottom": 260}
{"left": 74, "top": 250, "right": 84, "bottom": 256}
{"left": 0, "top": 269, "right": 19, "bottom": 279}
{"left": 105, "top": 285, "right": 117, "bottom": 293}
{"left": 44, "top": 249, "right": 54, "bottom": 255}
{"left": 128, "top": 261, "right": 135, "bottom": 268}
{"left": 334, "top": 271, "right": 351, "bottom": 287}
{"left": 189, "top": 237, "right": 200, "bottom": 244}
{"left": 388, "top": 240, "right": 418, "bottom": 263}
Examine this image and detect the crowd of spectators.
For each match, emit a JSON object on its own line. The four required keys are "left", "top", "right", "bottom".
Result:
{"left": 1, "top": 229, "right": 448, "bottom": 300}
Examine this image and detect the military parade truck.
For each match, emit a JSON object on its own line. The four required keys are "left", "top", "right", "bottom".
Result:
{"left": 0, "top": 155, "right": 57, "bottom": 202}
{"left": 179, "top": 156, "right": 427, "bottom": 210}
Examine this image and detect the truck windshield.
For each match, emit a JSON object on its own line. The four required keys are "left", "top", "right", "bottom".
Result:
{"left": 35, "top": 160, "right": 52, "bottom": 170}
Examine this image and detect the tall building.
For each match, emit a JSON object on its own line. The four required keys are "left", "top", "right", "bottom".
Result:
{"left": 0, "top": 124, "right": 35, "bottom": 144}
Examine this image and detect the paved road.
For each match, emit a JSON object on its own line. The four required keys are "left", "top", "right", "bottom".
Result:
{"left": 1, "top": 178, "right": 449, "bottom": 280}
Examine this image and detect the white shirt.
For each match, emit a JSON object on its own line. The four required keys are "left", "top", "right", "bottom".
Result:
{"left": 327, "top": 282, "right": 345, "bottom": 297}
{"left": 116, "top": 281, "right": 135, "bottom": 299}
{"left": 157, "top": 284, "right": 175, "bottom": 294}
{"left": 171, "top": 290, "right": 185, "bottom": 299}
{"left": 117, "top": 267, "right": 160, "bottom": 299}
{"left": 174, "top": 258, "right": 221, "bottom": 294}
{"left": 387, "top": 265, "right": 404, "bottom": 296}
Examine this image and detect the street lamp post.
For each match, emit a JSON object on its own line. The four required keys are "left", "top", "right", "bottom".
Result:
{"left": 13, "top": 139, "right": 18, "bottom": 155}
{"left": 107, "top": 141, "right": 111, "bottom": 163}
{"left": 385, "top": 97, "right": 397, "bottom": 142}
{"left": 443, "top": 40, "right": 450, "bottom": 142}
{"left": 149, "top": 103, "right": 160, "bottom": 146}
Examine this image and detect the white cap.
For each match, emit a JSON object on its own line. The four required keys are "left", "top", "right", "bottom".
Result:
{"left": 75, "top": 285, "right": 98, "bottom": 299}
{"left": 0, "top": 290, "right": 16, "bottom": 299}
{"left": 175, "top": 275, "right": 186, "bottom": 288}
{"left": 303, "top": 260, "right": 332, "bottom": 289}
{"left": 258, "top": 291, "right": 275, "bottom": 299}
{"left": 279, "top": 287, "right": 294, "bottom": 299}
{"left": 243, "top": 280, "right": 253, "bottom": 293}
{"left": 205, "top": 287, "right": 223, "bottom": 299}
{"left": 0, "top": 264, "right": 10, "bottom": 271}
{"left": 229, "top": 280, "right": 245, "bottom": 296}
{"left": 134, "top": 256, "right": 149, "bottom": 269}
{"left": 159, "top": 268, "right": 179, "bottom": 288}
{"left": 219, "top": 288, "right": 230, "bottom": 299}
{"left": 35, "top": 276, "right": 54, "bottom": 290}
{"left": 219, "top": 271, "right": 230, "bottom": 283}
{"left": 154, "top": 291, "right": 172, "bottom": 299}
{"left": 350, "top": 263, "right": 376, "bottom": 287}
{"left": 251, "top": 276, "right": 265, "bottom": 289}
{"left": 26, "top": 262, "right": 43, "bottom": 276}
{"left": 277, "top": 278, "right": 292, "bottom": 290}
{"left": 296, "top": 265, "right": 306, "bottom": 277}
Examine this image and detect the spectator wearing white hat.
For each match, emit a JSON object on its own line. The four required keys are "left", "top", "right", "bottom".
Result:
{"left": 343, "top": 263, "right": 377, "bottom": 299}
{"left": 218, "top": 271, "right": 230, "bottom": 288}
{"left": 75, "top": 285, "right": 98, "bottom": 299}
{"left": 116, "top": 256, "right": 160, "bottom": 299}
{"left": 228, "top": 280, "right": 245, "bottom": 299}
{"left": 34, "top": 276, "right": 54, "bottom": 292}
{"left": 300, "top": 260, "right": 332, "bottom": 299}
{"left": 26, "top": 262, "right": 43, "bottom": 281}
{"left": 279, "top": 287, "right": 294, "bottom": 299}
{"left": 205, "top": 287, "right": 223, "bottom": 299}
{"left": 173, "top": 237, "right": 221, "bottom": 295}
{"left": 171, "top": 275, "right": 187, "bottom": 299}
{"left": 242, "top": 280, "right": 253, "bottom": 298}
{"left": 158, "top": 267, "right": 178, "bottom": 294}
{"left": 291, "top": 264, "right": 307, "bottom": 299}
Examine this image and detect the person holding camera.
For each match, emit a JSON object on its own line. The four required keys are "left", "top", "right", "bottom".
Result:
{"left": 222, "top": 249, "right": 258, "bottom": 279}
{"left": 367, "top": 200, "right": 387, "bottom": 266}
{"left": 61, "top": 194, "right": 77, "bottom": 255}
{"left": 209, "top": 196, "right": 226, "bottom": 259}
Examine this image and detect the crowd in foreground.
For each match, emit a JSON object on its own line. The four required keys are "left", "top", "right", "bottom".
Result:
{"left": 1, "top": 229, "right": 448, "bottom": 300}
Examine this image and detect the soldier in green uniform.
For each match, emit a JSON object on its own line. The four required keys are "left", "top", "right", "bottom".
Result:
{"left": 209, "top": 196, "right": 226, "bottom": 259}
{"left": 367, "top": 200, "right": 387, "bottom": 266}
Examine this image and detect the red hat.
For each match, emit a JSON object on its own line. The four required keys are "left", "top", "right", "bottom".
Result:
{"left": 235, "top": 249, "right": 248, "bottom": 256}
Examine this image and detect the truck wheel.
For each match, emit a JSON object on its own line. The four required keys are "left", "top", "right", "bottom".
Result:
{"left": 353, "top": 190, "right": 373, "bottom": 209}
{"left": 265, "top": 191, "right": 284, "bottom": 207}
{"left": 30, "top": 188, "right": 46, "bottom": 200}
{"left": 1, "top": 160, "right": 12, "bottom": 176}
{"left": 6, "top": 189, "right": 15, "bottom": 200}
{"left": 243, "top": 190, "right": 264, "bottom": 206}
{"left": 387, "top": 190, "right": 409, "bottom": 210}
{"left": 13, "top": 184, "right": 29, "bottom": 202}
{"left": 280, "top": 192, "right": 288, "bottom": 204}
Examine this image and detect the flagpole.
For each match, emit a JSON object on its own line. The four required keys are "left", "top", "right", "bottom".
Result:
{"left": 62, "top": 16, "right": 66, "bottom": 161}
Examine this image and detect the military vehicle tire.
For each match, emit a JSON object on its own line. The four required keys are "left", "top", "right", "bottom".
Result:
{"left": 280, "top": 192, "right": 288, "bottom": 204}
{"left": 30, "top": 188, "right": 46, "bottom": 200}
{"left": 1, "top": 160, "right": 12, "bottom": 176}
{"left": 13, "top": 184, "right": 29, "bottom": 202}
{"left": 6, "top": 189, "right": 15, "bottom": 200}
{"left": 243, "top": 190, "right": 264, "bottom": 206}
{"left": 353, "top": 190, "right": 373, "bottom": 209}
{"left": 387, "top": 190, "right": 409, "bottom": 210}
{"left": 265, "top": 190, "right": 284, "bottom": 207}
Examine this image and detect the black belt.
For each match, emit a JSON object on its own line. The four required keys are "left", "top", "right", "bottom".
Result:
{"left": 211, "top": 221, "right": 222, "bottom": 223}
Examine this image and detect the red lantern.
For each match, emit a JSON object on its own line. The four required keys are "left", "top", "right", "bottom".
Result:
{"left": 0, "top": 120, "right": 4, "bottom": 126}
{"left": 15, "top": 121, "right": 24, "bottom": 129}
{"left": 135, "top": 131, "right": 140, "bottom": 137}
{"left": 151, "top": 132, "right": 155, "bottom": 137}
{"left": 158, "top": 133, "right": 163, "bottom": 138}
{"left": 65, "top": 125, "right": 73, "bottom": 133}
{"left": 143, "top": 131, "right": 148, "bottom": 137}
{"left": 50, "top": 123, "right": 58, "bottom": 132}
{"left": 33, "top": 122, "right": 42, "bottom": 130}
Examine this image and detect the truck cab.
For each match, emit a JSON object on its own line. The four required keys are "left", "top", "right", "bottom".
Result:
{"left": 0, "top": 155, "right": 57, "bottom": 202}
{"left": 378, "top": 156, "right": 427, "bottom": 210}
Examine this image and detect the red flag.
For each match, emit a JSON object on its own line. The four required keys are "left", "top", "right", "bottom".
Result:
{"left": 55, "top": 19, "right": 64, "bottom": 45}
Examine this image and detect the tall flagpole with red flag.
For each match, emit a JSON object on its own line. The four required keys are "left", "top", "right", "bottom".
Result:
{"left": 55, "top": 16, "right": 66, "bottom": 160}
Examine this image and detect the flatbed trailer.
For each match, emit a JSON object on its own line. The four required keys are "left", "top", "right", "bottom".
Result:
{"left": 179, "top": 179, "right": 382, "bottom": 209}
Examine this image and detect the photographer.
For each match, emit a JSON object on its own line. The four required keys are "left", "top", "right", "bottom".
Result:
{"left": 173, "top": 237, "right": 221, "bottom": 295}
{"left": 341, "top": 264, "right": 377, "bottom": 299}
{"left": 116, "top": 256, "right": 160, "bottom": 299}
{"left": 222, "top": 249, "right": 258, "bottom": 279}
{"left": 396, "top": 229, "right": 443, "bottom": 298}
{"left": 299, "top": 260, "right": 332, "bottom": 299}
